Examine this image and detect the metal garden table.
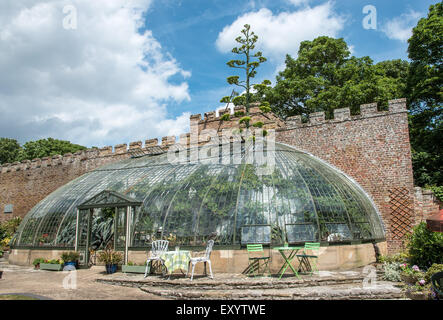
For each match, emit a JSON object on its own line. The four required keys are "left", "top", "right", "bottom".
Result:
{"left": 159, "top": 250, "right": 191, "bottom": 279}
{"left": 274, "top": 246, "right": 304, "bottom": 279}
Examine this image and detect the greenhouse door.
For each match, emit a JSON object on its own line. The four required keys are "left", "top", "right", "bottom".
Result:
{"left": 75, "top": 190, "right": 142, "bottom": 267}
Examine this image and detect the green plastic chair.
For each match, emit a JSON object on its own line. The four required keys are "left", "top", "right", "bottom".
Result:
{"left": 242, "top": 244, "right": 271, "bottom": 277}
{"left": 431, "top": 271, "right": 443, "bottom": 299}
{"left": 296, "top": 242, "right": 320, "bottom": 275}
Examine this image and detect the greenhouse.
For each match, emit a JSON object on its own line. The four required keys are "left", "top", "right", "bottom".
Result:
{"left": 11, "top": 141, "right": 385, "bottom": 266}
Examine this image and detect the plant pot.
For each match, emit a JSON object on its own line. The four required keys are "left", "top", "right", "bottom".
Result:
{"left": 40, "top": 263, "right": 63, "bottom": 271}
{"left": 122, "top": 265, "right": 146, "bottom": 274}
{"left": 64, "top": 261, "right": 77, "bottom": 268}
{"left": 105, "top": 264, "right": 118, "bottom": 274}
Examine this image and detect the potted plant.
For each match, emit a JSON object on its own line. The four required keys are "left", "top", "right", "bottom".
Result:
{"left": 40, "top": 259, "right": 64, "bottom": 271}
{"left": 97, "top": 248, "right": 123, "bottom": 274}
{"left": 400, "top": 264, "right": 423, "bottom": 285}
{"left": 32, "top": 258, "right": 45, "bottom": 269}
{"left": 166, "top": 233, "right": 178, "bottom": 251}
{"left": 61, "top": 251, "right": 80, "bottom": 269}
{"left": 404, "top": 279, "right": 432, "bottom": 300}
{"left": 122, "top": 261, "right": 147, "bottom": 274}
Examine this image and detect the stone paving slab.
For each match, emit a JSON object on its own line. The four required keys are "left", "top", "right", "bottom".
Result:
{"left": 0, "top": 259, "right": 164, "bottom": 300}
{"left": 138, "top": 281, "right": 404, "bottom": 300}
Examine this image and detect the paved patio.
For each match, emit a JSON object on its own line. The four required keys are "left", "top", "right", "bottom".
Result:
{"left": 0, "top": 256, "right": 404, "bottom": 300}
{"left": 0, "top": 258, "right": 163, "bottom": 300}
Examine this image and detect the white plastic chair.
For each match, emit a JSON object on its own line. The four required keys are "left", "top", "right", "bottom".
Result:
{"left": 187, "top": 240, "right": 214, "bottom": 281}
{"left": 144, "top": 240, "right": 169, "bottom": 277}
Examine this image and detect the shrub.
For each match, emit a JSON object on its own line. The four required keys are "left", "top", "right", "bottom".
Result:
{"left": 382, "top": 262, "right": 402, "bottom": 282}
{"left": 378, "top": 252, "right": 409, "bottom": 264}
{"left": 61, "top": 251, "right": 80, "bottom": 262}
{"left": 220, "top": 113, "right": 230, "bottom": 121}
{"left": 97, "top": 249, "right": 123, "bottom": 265}
{"left": 32, "top": 258, "right": 45, "bottom": 266}
{"left": 425, "top": 263, "right": 443, "bottom": 283}
{"left": 406, "top": 222, "right": 443, "bottom": 269}
{"left": 44, "top": 259, "right": 63, "bottom": 265}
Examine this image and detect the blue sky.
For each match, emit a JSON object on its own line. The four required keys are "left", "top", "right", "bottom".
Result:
{"left": 0, "top": 0, "right": 437, "bottom": 147}
{"left": 145, "top": 0, "right": 436, "bottom": 117}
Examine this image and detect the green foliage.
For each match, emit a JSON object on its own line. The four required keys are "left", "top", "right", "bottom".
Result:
{"left": 220, "top": 113, "right": 230, "bottom": 121}
{"left": 407, "top": 3, "right": 442, "bottom": 194}
{"left": 0, "top": 217, "right": 22, "bottom": 249}
{"left": 234, "top": 111, "right": 245, "bottom": 117}
{"left": 221, "top": 23, "right": 271, "bottom": 128}
{"left": 252, "top": 121, "right": 263, "bottom": 128}
{"left": 61, "top": 251, "right": 80, "bottom": 262}
{"left": 425, "top": 263, "right": 443, "bottom": 282}
{"left": 258, "top": 36, "right": 409, "bottom": 119}
{"left": 0, "top": 137, "right": 86, "bottom": 164}
{"left": 239, "top": 116, "right": 251, "bottom": 126}
{"left": 18, "top": 138, "right": 86, "bottom": 161}
{"left": 382, "top": 262, "right": 402, "bottom": 282}
{"left": 427, "top": 186, "right": 443, "bottom": 202}
{"left": 378, "top": 251, "right": 409, "bottom": 264}
{"left": 0, "top": 138, "right": 21, "bottom": 164}
{"left": 44, "top": 259, "right": 63, "bottom": 264}
{"left": 406, "top": 222, "right": 443, "bottom": 269}
{"left": 97, "top": 248, "right": 123, "bottom": 265}
{"left": 32, "top": 258, "right": 45, "bottom": 266}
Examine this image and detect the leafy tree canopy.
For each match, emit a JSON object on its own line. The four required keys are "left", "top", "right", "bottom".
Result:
{"left": 406, "top": 2, "right": 442, "bottom": 193}
{"left": 0, "top": 138, "right": 21, "bottom": 164}
{"left": 0, "top": 137, "right": 86, "bottom": 164}
{"left": 257, "top": 36, "right": 409, "bottom": 119}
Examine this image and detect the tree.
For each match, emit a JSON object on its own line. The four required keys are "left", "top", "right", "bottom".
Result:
{"left": 258, "top": 36, "right": 409, "bottom": 119}
{"left": 220, "top": 24, "right": 272, "bottom": 128}
{"left": 0, "top": 138, "right": 21, "bottom": 164}
{"left": 406, "top": 2, "right": 442, "bottom": 196}
{"left": 18, "top": 138, "right": 86, "bottom": 161}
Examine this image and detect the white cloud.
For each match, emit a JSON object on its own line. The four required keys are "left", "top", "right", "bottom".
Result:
{"left": 287, "top": 0, "right": 311, "bottom": 7}
{"left": 216, "top": 2, "right": 345, "bottom": 63}
{"left": 0, "top": 0, "right": 191, "bottom": 147}
{"left": 381, "top": 10, "right": 422, "bottom": 42}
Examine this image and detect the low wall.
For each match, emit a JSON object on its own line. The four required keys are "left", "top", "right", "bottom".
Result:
{"left": 9, "top": 242, "right": 386, "bottom": 272}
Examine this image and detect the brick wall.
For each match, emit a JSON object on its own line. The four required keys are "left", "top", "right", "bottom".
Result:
{"left": 414, "top": 187, "right": 442, "bottom": 225}
{"left": 0, "top": 98, "right": 416, "bottom": 253}
{"left": 275, "top": 98, "right": 414, "bottom": 253}
{"left": 0, "top": 139, "right": 173, "bottom": 223}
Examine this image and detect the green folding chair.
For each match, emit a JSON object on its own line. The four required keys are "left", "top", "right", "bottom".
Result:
{"left": 296, "top": 242, "right": 320, "bottom": 275}
{"left": 242, "top": 244, "right": 271, "bottom": 277}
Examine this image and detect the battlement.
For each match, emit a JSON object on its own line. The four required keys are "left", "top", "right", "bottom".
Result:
{"left": 284, "top": 98, "right": 407, "bottom": 129}
{"left": 190, "top": 102, "right": 286, "bottom": 135}
{"left": 0, "top": 98, "right": 407, "bottom": 174}
{"left": 0, "top": 135, "right": 180, "bottom": 174}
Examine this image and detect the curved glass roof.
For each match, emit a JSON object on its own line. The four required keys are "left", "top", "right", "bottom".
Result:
{"left": 13, "top": 142, "right": 385, "bottom": 248}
